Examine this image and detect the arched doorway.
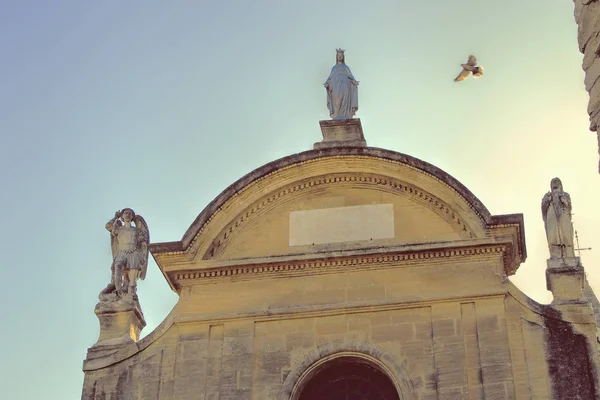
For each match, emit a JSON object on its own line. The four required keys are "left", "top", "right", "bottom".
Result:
{"left": 296, "top": 356, "right": 401, "bottom": 400}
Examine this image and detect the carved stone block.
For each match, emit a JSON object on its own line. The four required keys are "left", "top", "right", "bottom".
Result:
{"left": 314, "top": 119, "right": 367, "bottom": 149}
{"left": 92, "top": 295, "right": 146, "bottom": 347}
{"left": 546, "top": 257, "right": 586, "bottom": 304}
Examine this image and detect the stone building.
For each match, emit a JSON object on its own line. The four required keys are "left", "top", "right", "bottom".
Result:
{"left": 82, "top": 120, "right": 600, "bottom": 399}
{"left": 573, "top": 0, "right": 600, "bottom": 171}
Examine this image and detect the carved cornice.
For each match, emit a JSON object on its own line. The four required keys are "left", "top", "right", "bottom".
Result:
{"left": 167, "top": 242, "right": 508, "bottom": 289}
{"left": 489, "top": 214, "right": 527, "bottom": 262}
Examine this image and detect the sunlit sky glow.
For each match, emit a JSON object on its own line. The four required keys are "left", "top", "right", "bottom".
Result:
{"left": 0, "top": 1, "right": 597, "bottom": 398}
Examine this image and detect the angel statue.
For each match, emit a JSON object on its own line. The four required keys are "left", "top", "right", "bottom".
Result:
{"left": 541, "top": 178, "right": 575, "bottom": 259}
{"left": 100, "top": 208, "right": 149, "bottom": 299}
{"left": 324, "top": 48, "right": 359, "bottom": 120}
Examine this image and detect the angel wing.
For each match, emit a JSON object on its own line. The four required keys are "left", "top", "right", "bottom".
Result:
{"left": 466, "top": 55, "right": 477, "bottom": 66}
{"left": 133, "top": 214, "right": 150, "bottom": 280}
{"left": 454, "top": 68, "right": 471, "bottom": 82}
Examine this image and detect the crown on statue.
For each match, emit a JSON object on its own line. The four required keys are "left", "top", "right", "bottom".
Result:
{"left": 336, "top": 48, "right": 346, "bottom": 53}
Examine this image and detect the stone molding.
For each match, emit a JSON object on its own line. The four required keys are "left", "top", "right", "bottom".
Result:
{"left": 170, "top": 242, "right": 508, "bottom": 288}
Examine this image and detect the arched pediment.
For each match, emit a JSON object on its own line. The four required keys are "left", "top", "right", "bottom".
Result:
{"left": 201, "top": 170, "right": 479, "bottom": 260}
{"left": 150, "top": 148, "right": 525, "bottom": 290}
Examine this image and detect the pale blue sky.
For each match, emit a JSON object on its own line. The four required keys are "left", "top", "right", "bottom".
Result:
{"left": 0, "top": 1, "right": 596, "bottom": 398}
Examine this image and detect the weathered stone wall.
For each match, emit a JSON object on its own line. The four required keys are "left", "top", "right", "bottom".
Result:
{"left": 574, "top": 0, "right": 600, "bottom": 171}
{"left": 544, "top": 309, "right": 598, "bottom": 398}
{"left": 81, "top": 252, "right": 600, "bottom": 399}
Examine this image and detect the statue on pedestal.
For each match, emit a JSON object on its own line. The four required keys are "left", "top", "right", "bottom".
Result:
{"left": 324, "top": 48, "right": 359, "bottom": 120}
{"left": 100, "top": 208, "right": 149, "bottom": 300}
{"left": 541, "top": 178, "right": 575, "bottom": 259}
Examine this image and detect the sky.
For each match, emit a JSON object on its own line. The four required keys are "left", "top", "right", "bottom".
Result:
{"left": 0, "top": 1, "right": 596, "bottom": 398}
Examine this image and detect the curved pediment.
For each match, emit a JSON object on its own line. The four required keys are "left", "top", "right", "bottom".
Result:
{"left": 201, "top": 171, "right": 478, "bottom": 260}
{"left": 150, "top": 148, "right": 526, "bottom": 286}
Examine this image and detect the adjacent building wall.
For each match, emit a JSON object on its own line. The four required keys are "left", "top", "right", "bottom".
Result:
{"left": 574, "top": 0, "right": 600, "bottom": 171}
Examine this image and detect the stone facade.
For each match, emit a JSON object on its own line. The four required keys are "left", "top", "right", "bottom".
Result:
{"left": 82, "top": 144, "right": 600, "bottom": 399}
{"left": 573, "top": 0, "right": 600, "bottom": 171}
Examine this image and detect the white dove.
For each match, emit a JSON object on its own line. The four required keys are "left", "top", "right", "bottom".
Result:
{"left": 454, "top": 55, "right": 484, "bottom": 82}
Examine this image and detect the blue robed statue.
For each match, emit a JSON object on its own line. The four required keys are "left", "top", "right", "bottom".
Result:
{"left": 324, "top": 48, "right": 359, "bottom": 120}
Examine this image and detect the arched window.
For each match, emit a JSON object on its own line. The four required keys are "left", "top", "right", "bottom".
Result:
{"left": 296, "top": 356, "right": 400, "bottom": 400}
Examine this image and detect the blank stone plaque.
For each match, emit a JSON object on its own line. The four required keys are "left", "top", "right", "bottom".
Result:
{"left": 289, "top": 204, "right": 394, "bottom": 246}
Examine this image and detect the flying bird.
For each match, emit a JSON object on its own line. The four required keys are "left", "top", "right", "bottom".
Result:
{"left": 454, "top": 55, "right": 484, "bottom": 82}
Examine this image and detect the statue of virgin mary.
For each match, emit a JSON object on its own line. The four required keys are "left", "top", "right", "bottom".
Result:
{"left": 324, "top": 49, "right": 359, "bottom": 120}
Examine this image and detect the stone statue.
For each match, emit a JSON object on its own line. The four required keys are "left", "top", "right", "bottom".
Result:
{"left": 324, "top": 48, "right": 359, "bottom": 120}
{"left": 541, "top": 178, "right": 575, "bottom": 259}
{"left": 100, "top": 208, "right": 150, "bottom": 300}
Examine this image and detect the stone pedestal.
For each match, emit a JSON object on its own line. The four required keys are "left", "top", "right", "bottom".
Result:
{"left": 546, "top": 257, "right": 586, "bottom": 304}
{"left": 93, "top": 295, "right": 146, "bottom": 347}
{"left": 314, "top": 119, "right": 367, "bottom": 149}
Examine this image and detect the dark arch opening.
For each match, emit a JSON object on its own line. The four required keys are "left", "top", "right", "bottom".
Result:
{"left": 297, "top": 356, "right": 400, "bottom": 400}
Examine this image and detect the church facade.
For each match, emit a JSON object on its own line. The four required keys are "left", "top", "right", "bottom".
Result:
{"left": 81, "top": 121, "right": 600, "bottom": 399}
